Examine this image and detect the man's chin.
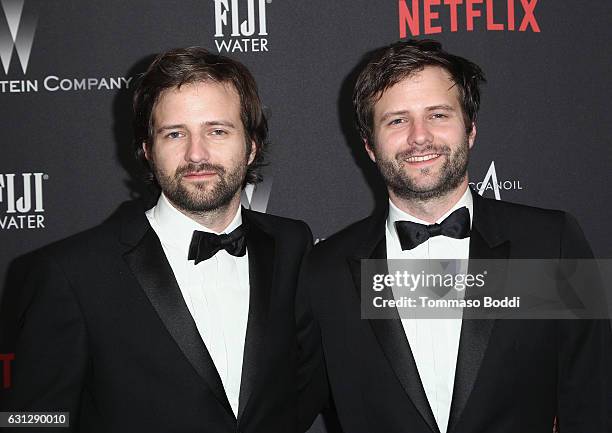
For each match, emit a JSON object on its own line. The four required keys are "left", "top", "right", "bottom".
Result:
{"left": 392, "top": 179, "right": 450, "bottom": 199}
{"left": 170, "top": 185, "right": 241, "bottom": 212}
{"left": 170, "top": 196, "right": 232, "bottom": 213}
{"left": 176, "top": 181, "right": 225, "bottom": 200}
{"left": 401, "top": 174, "right": 444, "bottom": 193}
{"left": 397, "top": 175, "right": 468, "bottom": 200}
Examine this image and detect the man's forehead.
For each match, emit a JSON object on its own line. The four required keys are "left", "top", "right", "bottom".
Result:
{"left": 392, "top": 66, "right": 456, "bottom": 93}
{"left": 156, "top": 80, "right": 238, "bottom": 101}
{"left": 151, "top": 80, "right": 240, "bottom": 126}
{"left": 374, "top": 67, "right": 461, "bottom": 110}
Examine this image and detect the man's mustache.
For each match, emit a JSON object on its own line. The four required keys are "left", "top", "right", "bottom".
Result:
{"left": 175, "top": 163, "right": 225, "bottom": 178}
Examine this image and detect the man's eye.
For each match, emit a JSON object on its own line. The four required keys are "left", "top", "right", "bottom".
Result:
{"left": 431, "top": 113, "right": 448, "bottom": 119}
{"left": 389, "top": 118, "right": 405, "bottom": 125}
{"left": 166, "top": 131, "right": 183, "bottom": 139}
{"left": 211, "top": 129, "right": 227, "bottom": 136}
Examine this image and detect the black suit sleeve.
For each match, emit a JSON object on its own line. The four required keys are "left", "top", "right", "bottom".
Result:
{"left": 0, "top": 251, "right": 88, "bottom": 432}
{"left": 295, "top": 225, "right": 329, "bottom": 432}
{"left": 556, "top": 212, "right": 612, "bottom": 433}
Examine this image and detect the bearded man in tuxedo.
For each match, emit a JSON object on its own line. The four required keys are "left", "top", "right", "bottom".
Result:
{"left": 0, "top": 47, "right": 324, "bottom": 433}
{"left": 302, "top": 39, "right": 611, "bottom": 433}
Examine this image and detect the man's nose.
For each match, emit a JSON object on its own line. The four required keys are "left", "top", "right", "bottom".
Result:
{"left": 185, "top": 134, "right": 211, "bottom": 163}
{"left": 408, "top": 118, "right": 434, "bottom": 146}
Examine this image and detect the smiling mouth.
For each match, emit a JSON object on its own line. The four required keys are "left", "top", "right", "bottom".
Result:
{"left": 405, "top": 154, "right": 441, "bottom": 163}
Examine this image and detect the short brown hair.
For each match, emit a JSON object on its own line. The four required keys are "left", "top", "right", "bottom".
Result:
{"left": 353, "top": 39, "right": 486, "bottom": 145}
{"left": 133, "top": 47, "right": 268, "bottom": 185}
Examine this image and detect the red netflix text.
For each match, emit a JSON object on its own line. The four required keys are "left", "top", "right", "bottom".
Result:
{"left": 399, "top": 0, "right": 540, "bottom": 37}
{"left": 1, "top": 353, "right": 15, "bottom": 389}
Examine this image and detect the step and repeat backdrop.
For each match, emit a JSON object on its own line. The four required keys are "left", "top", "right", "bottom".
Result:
{"left": 1, "top": 1, "right": 611, "bottom": 430}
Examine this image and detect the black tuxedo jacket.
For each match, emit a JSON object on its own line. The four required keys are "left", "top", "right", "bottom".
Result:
{"left": 0, "top": 200, "right": 324, "bottom": 433}
{"left": 303, "top": 190, "right": 611, "bottom": 433}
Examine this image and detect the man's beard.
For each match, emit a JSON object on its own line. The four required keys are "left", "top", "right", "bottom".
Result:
{"left": 374, "top": 138, "right": 469, "bottom": 201}
{"left": 151, "top": 160, "right": 246, "bottom": 214}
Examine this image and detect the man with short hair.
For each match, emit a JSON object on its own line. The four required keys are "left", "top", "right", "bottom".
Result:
{"left": 302, "top": 39, "right": 611, "bottom": 433}
{"left": 0, "top": 47, "right": 324, "bottom": 433}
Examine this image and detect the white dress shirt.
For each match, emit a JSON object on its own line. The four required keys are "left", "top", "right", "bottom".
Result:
{"left": 385, "top": 187, "right": 473, "bottom": 433}
{"left": 146, "top": 194, "right": 249, "bottom": 417}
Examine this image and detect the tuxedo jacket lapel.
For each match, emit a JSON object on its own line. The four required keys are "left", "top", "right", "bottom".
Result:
{"left": 348, "top": 206, "right": 440, "bottom": 433}
{"left": 447, "top": 190, "right": 510, "bottom": 433}
{"left": 122, "top": 222, "right": 234, "bottom": 417}
{"left": 353, "top": 192, "right": 512, "bottom": 433}
{"left": 237, "top": 209, "right": 274, "bottom": 422}
{"left": 120, "top": 204, "right": 275, "bottom": 423}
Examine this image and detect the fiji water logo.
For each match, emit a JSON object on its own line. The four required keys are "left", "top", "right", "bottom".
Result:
{"left": 214, "top": 0, "right": 270, "bottom": 53}
{"left": 0, "top": 172, "right": 47, "bottom": 229}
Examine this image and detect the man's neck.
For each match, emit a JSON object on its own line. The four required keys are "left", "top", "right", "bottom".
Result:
{"left": 172, "top": 194, "right": 242, "bottom": 233}
{"left": 389, "top": 178, "right": 469, "bottom": 224}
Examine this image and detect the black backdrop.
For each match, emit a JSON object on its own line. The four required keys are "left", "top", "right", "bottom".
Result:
{"left": 1, "top": 2, "right": 611, "bottom": 431}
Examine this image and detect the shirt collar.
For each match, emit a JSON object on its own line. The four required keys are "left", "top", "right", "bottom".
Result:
{"left": 152, "top": 193, "right": 243, "bottom": 253}
{"left": 386, "top": 186, "right": 474, "bottom": 238}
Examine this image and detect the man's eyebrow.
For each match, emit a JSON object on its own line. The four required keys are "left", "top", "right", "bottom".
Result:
{"left": 426, "top": 104, "right": 455, "bottom": 111}
{"left": 380, "top": 110, "right": 410, "bottom": 122}
{"left": 155, "top": 120, "right": 237, "bottom": 134}
{"left": 379, "top": 105, "right": 456, "bottom": 122}
{"left": 203, "top": 120, "right": 236, "bottom": 128}
{"left": 156, "top": 124, "right": 186, "bottom": 134}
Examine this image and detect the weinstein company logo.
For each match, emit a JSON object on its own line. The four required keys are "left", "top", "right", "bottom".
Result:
{"left": 0, "top": 0, "right": 35, "bottom": 74}
{"left": 213, "top": 0, "right": 270, "bottom": 53}
{"left": 399, "top": 0, "right": 540, "bottom": 37}
{"left": 0, "top": 172, "right": 47, "bottom": 230}
{"left": 0, "top": 0, "right": 133, "bottom": 93}
{"left": 470, "top": 161, "right": 523, "bottom": 200}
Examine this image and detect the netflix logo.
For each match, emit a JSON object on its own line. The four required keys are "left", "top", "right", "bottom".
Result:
{"left": 1, "top": 353, "right": 14, "bottom": 389}
{"left": 399, "top": 0, "right": 540, "bottom": 37}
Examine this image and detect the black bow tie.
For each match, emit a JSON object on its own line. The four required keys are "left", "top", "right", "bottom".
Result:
{"left": 394, "top": 207, "right": 471, "bottom": 251}
{"left": 188, "top": 225, "right": 247, "bottom": 264}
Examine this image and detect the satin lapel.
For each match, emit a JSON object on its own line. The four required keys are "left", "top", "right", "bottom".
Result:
{"left": 447, "top": 191, "right": 510, "bottom": 433}
{"left": 123, "top": 228, "right": 233, "bottom": 416}
{"left": 237, "top": 211, "right": 274, "bottom": 421}
{"left": 348, "top": 207, "right": 440, "bottom": 433}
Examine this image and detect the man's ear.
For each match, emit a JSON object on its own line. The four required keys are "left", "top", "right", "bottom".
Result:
{"left": 364, "top": 138, "right": 376, "bottom": 162}
{"left": 247, "top": 140, "right": 256, "bottom": 165}
{"left": 468, "top": 123, "right": 477, "bottom": 149}
{"left": 142, "top": 141, "right": 150, "bottom": 160}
